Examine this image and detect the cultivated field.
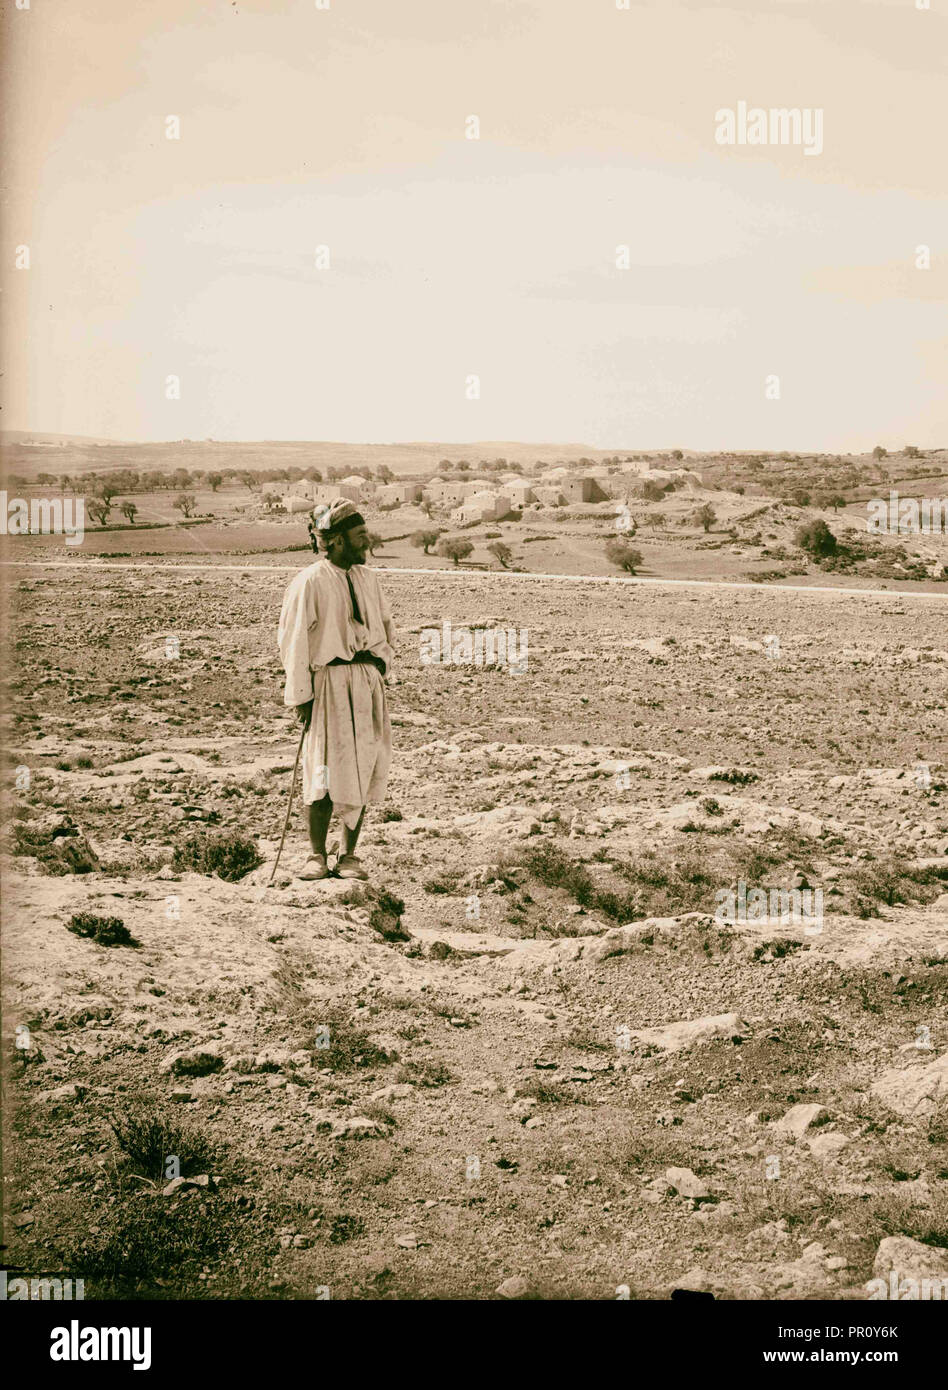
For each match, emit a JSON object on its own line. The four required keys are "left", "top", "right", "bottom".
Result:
{"left": 5, "top": 437, "right": 946, "bottom": 593}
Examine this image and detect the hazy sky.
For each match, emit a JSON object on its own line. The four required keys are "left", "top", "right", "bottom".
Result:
{"left": 3, "top": 0, "right": 945, "bottom": 450}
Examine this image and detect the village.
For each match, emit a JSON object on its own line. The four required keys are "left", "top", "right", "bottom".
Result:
{"left": 276, "top": 458, "right": 704, "bottom": 527}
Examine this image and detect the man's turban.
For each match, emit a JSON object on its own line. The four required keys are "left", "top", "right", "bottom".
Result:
{"left": 310, "top": 498, "right": 366, "bottom": 538}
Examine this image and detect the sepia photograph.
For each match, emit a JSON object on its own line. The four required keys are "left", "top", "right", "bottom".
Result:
{"left": 1, "top": 0, "right": 945, "bottom": 1365}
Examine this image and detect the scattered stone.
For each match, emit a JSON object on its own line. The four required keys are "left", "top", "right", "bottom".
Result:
{"left": 369, "top": 1084, "right": 413, "bottom": 1102}
{"left": 772, "top": 1103, "right": 825, "bottom": 1139}
{"left": 665, "top": 1167, "right": 711, "bottom": 1201}
{"left": 585, "top": 914, "right": 721, "bottom": 965}
{"left": 68, "top": 1004, "right": 112, "bottom": 1027}
{"left": 495, "top": 1274, "right": 532, "bottom": 1300}
{"left": 161, "top": 1174, "right": 212, "bottom": 1197}
{"left": 635, "top": 1012, "right": 747, "bottom": 1054}
{"left": 253, "top": 1047, "right": 292, "bottom": 1071}
{"left": 807, "top": 1132, "right": 850, "bottom": 1159}
{"left": 161, "top": 1045, "right": 225, "bottom": 1077}
{"left": 749, "top": 1220, "right": 790, "bottom": 1244}
{"left": 329, "top": 1116, "right": 386, "bottom": 1140}
{"left": 872, "top": 1236, "right": 948, "bottom": 1287}
{"left": 871, "top": 1051, "right": 948, "bottom": 1119}
{"left": 37, "top": 1082, "right": 86, "bottom": 1105}
{"left": 702, "top": 1201, "right": 737, "bottom": 1222}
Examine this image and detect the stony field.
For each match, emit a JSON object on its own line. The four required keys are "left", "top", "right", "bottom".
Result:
{"left": 2, "top": 561, "right": 947, "bottom": 1300}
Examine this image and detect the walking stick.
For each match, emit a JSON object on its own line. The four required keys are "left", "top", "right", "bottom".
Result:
{"left": 268, "top": 721, "right": 307, "bottom": 885}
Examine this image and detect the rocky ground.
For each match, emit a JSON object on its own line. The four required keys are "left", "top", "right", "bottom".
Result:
{"left": 2, "top": 562, "right": 947, "bottom": 1300}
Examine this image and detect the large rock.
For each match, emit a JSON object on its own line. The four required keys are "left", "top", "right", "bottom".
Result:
{"left": 161, "top": 1045, "right": 225, "bottom": 1077}
{"left": 632, "top": 1012, "right": 746, "bottom": 1054}
{"left": 586, "top": 914, "right": 721, "bottom": 963}
{"left": 658, "top": 798, "right": 823, "bottom": 839}
{"left": 38, "top": 827, "right": 101, "bottom": 875}
{"left": 453, "top": 804, "right": 540, "bottom": 839}
{"left": 772, "top": 1103, "right": 825, "bottom": 1139}
{"left": 37, "top": 1082, "right": 86, "bottom": 1107}
{"left": 329, "top": 1116, "right": 386, "bottom": 1140}
{"left": 871, "top": 1237, "right": 948, "bottom": 1290}
{"left": 664, "top": 1167, "right": 711, "bottom": 1201}
{"left": 871, "top": 1051, "right": 948, "bottom": 1119}
{"left": 495, "top": 1275, "right": 533, "bottom": 1300}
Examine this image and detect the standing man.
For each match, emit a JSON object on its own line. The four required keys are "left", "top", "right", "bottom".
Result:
{"left": 278, "top": 498, "right": 395, "bottom": 880}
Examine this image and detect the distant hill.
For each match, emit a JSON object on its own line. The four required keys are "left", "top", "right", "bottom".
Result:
{"left": 0, "top": 430, "right": 131, "bottom": 447}
{"left": 0, "top": 438, "right": 637, "bottom": 482}
{"left": 7, "top": 437, "right": 938, "bottom": 491}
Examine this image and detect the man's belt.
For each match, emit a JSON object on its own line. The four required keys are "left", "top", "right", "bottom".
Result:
{"left": 326, "top": 651, "right": 386, "bottom": 674}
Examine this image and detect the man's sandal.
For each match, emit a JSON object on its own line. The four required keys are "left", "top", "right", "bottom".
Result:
{"left": 335, "top": 854, "right": 368, "bottom": 880}
{"left": 298, "top": 854, "right": 330, "bottom": 881}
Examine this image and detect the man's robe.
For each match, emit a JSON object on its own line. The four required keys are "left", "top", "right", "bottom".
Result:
{"left": 278, "top": 559, "right": 394, "bottom": 828}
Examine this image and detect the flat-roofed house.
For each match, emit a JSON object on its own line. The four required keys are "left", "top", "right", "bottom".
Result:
{"left": 504, "top": 482, "right": 535, "bottom": 507}
{"left": 561, "top": 476, "right": 608, "bottom": 503}
{"left": 281, "top": 494, "right": 314, "bottom": 514}
{"left": 337, "top": 474, "right": 372, "bottom": 502}
{"left": 377, "top": 482, "right": 423, "bottom": 506}
{"left": 451, "top": 490, "right": 513, "bottom": 524}
{"left": 424, "top": 480, "right": 485, "bottom": 507}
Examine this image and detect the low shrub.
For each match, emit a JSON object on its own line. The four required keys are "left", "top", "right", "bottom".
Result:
{"left": 172, "top": 831, "right": 262, "bottom": 881}
{"left": 67, "top": 912, "right": 139, "bottom": 948}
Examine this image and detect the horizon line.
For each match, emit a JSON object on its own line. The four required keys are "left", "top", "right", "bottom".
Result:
{"left": 3, "top": 434, "right": 943, "bottom": 457}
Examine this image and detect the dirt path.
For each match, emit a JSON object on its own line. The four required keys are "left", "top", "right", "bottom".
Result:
{"left": 4, "top": 557, "right": 948, "bottom": 601}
